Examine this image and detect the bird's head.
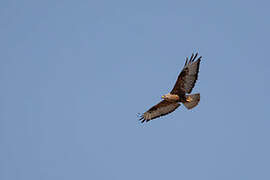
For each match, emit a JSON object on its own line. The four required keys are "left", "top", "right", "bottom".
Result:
{"left": 161, "top": 93, "right": 170, "bottom": 100}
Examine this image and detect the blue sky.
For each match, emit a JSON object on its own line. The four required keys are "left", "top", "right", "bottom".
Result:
{"left": 1, "top": 0, "right": 270, "bottom": 179}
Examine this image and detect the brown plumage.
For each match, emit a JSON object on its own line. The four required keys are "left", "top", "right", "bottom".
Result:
{"left": 139, "top": 53, "right": 202, "bottom": 123}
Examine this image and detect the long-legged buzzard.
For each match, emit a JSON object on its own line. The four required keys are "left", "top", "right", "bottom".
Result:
{"left": 139, "top": 53, "right": 202, "bottom": 123}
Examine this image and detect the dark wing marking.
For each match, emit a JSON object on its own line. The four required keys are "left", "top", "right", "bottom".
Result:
{"left": 139, "top": 100, "right": 180, "bottom": 123}
{"left": 171, "top": 53, "right": 201, "bottom": 95}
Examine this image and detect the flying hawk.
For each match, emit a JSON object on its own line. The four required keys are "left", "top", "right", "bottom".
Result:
{"left": 139, "top": 53, "right": 202, "bottom": 123}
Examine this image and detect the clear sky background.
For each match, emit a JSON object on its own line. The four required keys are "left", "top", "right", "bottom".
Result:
{"left": 1, "top": 0, "right": 270, "bottom": 180}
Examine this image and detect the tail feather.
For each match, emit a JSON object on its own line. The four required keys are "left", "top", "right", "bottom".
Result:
{"left": 183, "top": 93, "right": 200, "bottom": 109}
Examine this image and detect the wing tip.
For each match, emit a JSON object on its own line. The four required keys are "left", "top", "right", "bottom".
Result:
{"left": 189, "top": 52, "right": 202, "bottom": 63}
{"left": 184, "top": 53, "right": 202, "bottom": 67}
{"left": 137, "top": 113, "right": 149, "bottom": 123}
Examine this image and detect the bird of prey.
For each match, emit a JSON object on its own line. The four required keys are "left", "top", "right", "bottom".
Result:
{"left": 139, "top": 53, "right": 202, "bottom": 123}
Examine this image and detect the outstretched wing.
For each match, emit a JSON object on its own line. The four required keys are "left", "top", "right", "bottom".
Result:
{"left": 171, "top": 53, "right": 201, "bottom": 95}
{"left": 139, "top": 100, "right": 180, "bottom": 123}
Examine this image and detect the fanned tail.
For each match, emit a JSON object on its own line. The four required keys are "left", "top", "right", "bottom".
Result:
{"left": 183, "top": 93, "right": 200, "bottom": 109}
